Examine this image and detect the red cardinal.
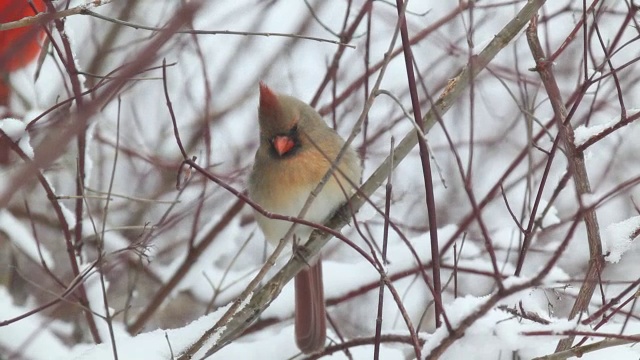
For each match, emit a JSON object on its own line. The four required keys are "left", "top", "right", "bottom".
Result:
{"left": 248, "top": 83, "right": 361, "bottom": 353}
{"left": 0, "top": 0, "right": 46, "bottom": 106}
{"left": 0, "top": 0, "right": 45, "bottom": 164}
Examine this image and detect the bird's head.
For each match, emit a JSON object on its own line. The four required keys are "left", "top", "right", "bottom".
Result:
{"left": 258, "top": 82, "right": 327, "bottom": 159}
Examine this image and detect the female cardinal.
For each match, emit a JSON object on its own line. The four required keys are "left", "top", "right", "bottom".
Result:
{"left": 248, "top": 83, "right": 361, "bottom": 353}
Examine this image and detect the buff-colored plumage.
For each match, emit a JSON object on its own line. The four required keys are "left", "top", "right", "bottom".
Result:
{"left": 248, "top": 83, "right": 361, "bottom": 354}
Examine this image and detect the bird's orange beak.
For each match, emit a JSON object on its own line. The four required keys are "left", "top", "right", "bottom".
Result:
{"left": 273, "top": 135, "right": 295, "bottom": 156}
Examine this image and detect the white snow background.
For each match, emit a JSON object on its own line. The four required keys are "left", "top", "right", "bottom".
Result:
{"left": 1, "top": 0, "right": 640, "bottom": 359}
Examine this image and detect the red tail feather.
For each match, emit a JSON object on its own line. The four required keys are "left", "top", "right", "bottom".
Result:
{"left": 294, "top": 260, "right": 327, "bottom": 354}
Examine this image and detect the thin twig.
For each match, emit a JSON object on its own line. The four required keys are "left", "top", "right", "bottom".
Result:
{"left": 373, "top": 138, "right": 394, "bottom": 360}
{"left": 0, "top": 0, "right": 114, "bottom": 31}
{"left": 82, "top": 9, "right": 355, "bottom": 48}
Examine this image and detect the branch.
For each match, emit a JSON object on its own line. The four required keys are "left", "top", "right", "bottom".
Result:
{"left": 533, "top": 335, "right": 640, "bottom": 360}
{"left": 0, "top": 0, "right": 114, "bottom": 31}
{"left": 526, "top": 14, "right": 604, "bottom": 353}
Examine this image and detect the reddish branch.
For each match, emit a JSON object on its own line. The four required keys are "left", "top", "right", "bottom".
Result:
{"left": 526, "top": 15, "right": 604, "bottom": 353}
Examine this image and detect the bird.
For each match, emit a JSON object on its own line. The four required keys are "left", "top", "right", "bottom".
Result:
{"left": 248, "top": 82, "right": 361, "bottom": 354}
{"left": 0, "top": 0, "right": 46, "bottom": 163}
{"left": 0, "top": 0, "right": 46, "bottom": 107}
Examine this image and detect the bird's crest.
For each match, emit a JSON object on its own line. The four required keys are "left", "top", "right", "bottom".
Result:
{"left": 259, "top": 81, "right": 280, "bottom": 114}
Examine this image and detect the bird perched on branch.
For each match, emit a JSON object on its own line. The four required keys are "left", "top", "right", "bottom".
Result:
{"left": 248, "top": 82, "right": 361, "bottom": 354}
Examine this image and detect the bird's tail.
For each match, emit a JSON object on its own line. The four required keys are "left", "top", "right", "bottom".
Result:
{"left": 295, "top": 259, "right": 326, "bottom": 354}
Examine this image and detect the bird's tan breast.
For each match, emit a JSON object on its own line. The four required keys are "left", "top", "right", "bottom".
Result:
{"left": 248, "top": 147, "right": 360, "bottom": 244}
